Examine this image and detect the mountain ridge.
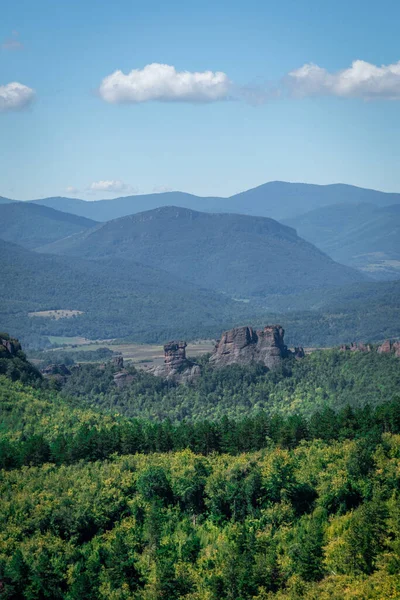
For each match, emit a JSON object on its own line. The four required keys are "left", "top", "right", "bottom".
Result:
{"left": 0, "top": 180, "right": 396, "bottom": 222}
{"left": 38, "top": 205, "right": 366, "bottom": 297}
{"left": 0, "top": 202, "right": 98, "bottom": 250}
{"left": 285, "top": 202, "right": 400, "bottom": 280}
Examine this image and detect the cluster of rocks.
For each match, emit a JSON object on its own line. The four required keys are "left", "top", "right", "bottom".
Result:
{"left": 148, "top": 325, "right": 304, "bottom": 384}
{"left": 377, "top": 340, "right": 400, "bottom": 357}
{"left": 210, "top": 325, "right": 304, "bottom": 369}
{"left": 40, "top": 363, "right": 72, "bottom": 384}
{"left": 340, "top": 340, "right": 400, "bottom": 357}
{"left": 148, "top": 341, "right": 201, "bottom": 384}
{"left": 340, "top": 342, "right": 372, "bottom": 353}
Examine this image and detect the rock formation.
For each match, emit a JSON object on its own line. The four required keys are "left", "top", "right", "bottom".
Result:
{"left": 378, "top": 340, "right": 400, "bottom": 357}
{"left": 209, "top": 325, "right": 292, "bottom": 369}
{"left": 340, "top": 342, "right": 372, "bottom": 352}
{"left": 377, "top": 340, "right": 393, "bottom": 354}
{"left": 148, "top": 340, "right": 201, "bottom": 384}
{"left": 41, "top": 364, "right": 71, "bottom": 377}
{"left": 340, "top": 339, "right": 400, "bottom": 357}
{"left": 113, "top": 371, "right": 135, "bottom": 387}
{"left": 0, "top": 335, "right": 22, "bottom": 357}
{"left": 112, "top": 355, "right": 124, "bottom": 369}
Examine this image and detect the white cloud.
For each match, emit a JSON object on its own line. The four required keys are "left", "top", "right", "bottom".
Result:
{"left": 66, "top": 186, "right": 79, "bottom": 194}
{"left": 153, "top": 185, "right": 173, "bottom": 193}
{"left": 288, "top": 60, "right": 400, "bottom": 99}
{"left": 2, "top": 39, "right": 24, "bottom": 51}
{"left": 88, "top": 180, "right": 136, "bottom": 194}
{"left": 0, "top": 82, "right": 35, "bottom": 112}
{"left": 98, "top": 63, "right": 231, "bottom": 104}
{"left": 2, "top": 31, "right": 24, "bottom": 51}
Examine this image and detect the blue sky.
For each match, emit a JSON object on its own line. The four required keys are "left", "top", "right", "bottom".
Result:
{"left": 1, "top": 0, "right": 400, "bottom": 200}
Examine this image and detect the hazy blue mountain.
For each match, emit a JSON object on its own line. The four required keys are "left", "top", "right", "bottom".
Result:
{"left": 0, "top": 239, "right": 254, "bottom": 347}
{"left": 39, "top": 205, "right": 366, "bottom": 296}
{"left": 0, "top": 196, "right": 16, "bottom": 204}
{"left": 0, "top": 202, "right": 98, "bottom": 250}
{"left": 285, "top": 203, "right": 400, "bottom": 280}
{"left": 27, "top": 181, "right": 400, "bottom": 222}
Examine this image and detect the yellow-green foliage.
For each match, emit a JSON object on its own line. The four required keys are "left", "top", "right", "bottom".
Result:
{"left": 0, "top": 375, "right": 118, "bottom": 442}
{"left": 1, "top": 439, "right": 400, "bottom": 598}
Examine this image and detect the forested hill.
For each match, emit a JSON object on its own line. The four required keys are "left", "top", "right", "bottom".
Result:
{"left": 38, "top": 206, "right": 365, "bottom": 296}
{"left": 0, "top": 201, "right": 98, "bottom": 249}
{"left": 285, "top": 202, "right": 400, "bottom": 280}
{"left": 60, "top": 347, "right": 400, "bottom": 421}
{"left": 0, "top": 239, "right": 256, "bottom": 347}
{"left": 1, "top": 339, "right": 400, "bottom": 598}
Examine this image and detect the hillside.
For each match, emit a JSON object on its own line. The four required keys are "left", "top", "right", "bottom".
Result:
{"left": 24, "top": 180, "right": 400, "bottom": 221}
{"left": 0, "top": 201, "right": 98, "bottom": 249}
{"left": 38, "top": 206, "right": 365, "bottom": 296}
{"left": 0, "top": 196, "right": 16, "bottom": 205}
{"left": 1, "top": 352, "right": 400, "bottom": 598}
{"left": 0, "top": 239, "right": 255, "bottom": 348}
{"left": 61, "top": 347, "right": 400, "bottom": 421}
{"left": 285, "top": 203, "right": 400, "bottom": 279}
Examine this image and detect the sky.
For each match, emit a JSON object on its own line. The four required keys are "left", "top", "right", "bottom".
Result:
{"left": 1, "top": 0, "right": 400, "bottom": 200}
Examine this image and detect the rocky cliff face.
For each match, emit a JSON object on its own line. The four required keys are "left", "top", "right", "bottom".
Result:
{"left": 377, "top": 340, "right": 400, "bottom": 357}
{"left": 209, "top": 325, "right": 292, "bottom": 369}
{"left": 0, "top": 335, "right": 22, "bottom": 357}
{"left": 148, "top": 340, "right": 201, "bottom": 384}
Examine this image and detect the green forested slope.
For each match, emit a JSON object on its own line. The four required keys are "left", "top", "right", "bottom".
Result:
{"left": 0, "top": 240, "right": 256, "bottom": 348}
{"left": 0, "top": 201, "right": 97, "bottom": 249}
{"left": 60, "top": 349, "right": 400, "bottom": 421}
{"left": 1, "top": 341, "right": 400, "bottom": 598}
{"left": 1, "top": 412, "right": 400, "bottom": 600}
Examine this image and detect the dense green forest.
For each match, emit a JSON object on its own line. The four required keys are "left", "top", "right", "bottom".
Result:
{"left": 1, "top": 373, "right": 400, "bottom": 598}
{"left": 60, "top": 350, "right": 400, "bottom": 421}
{"left": 1, "top": 337, "right": 400, "bottom": 597}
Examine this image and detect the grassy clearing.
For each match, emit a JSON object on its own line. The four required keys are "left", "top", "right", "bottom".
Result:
{"left": 29, "top": 310, "right": 84, "bottom": 320}
{"left": 45, "top": 338, "right": 216, "bottom": 367}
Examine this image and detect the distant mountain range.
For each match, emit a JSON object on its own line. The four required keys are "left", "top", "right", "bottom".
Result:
{"left": 1, "top": 182, "right": 399, "bottom": 349}
{"left": 0, "top": 202, "right": 97, "bottom": 250}
{"left": 38, "top": 205, "right": 365, "bottom": 296}
{"left": 285, "top": 203, "right": 400, "bottom": 280}
{"left": 2, "top": 181, "right": 400, "bottom": 222}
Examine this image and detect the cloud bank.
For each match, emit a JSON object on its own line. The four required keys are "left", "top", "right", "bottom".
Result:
{"left": 99, "top": 63, "right": 231, "bottom": 104}
{"left": 89, "top": 180, "right": 136, "bottom": 193}
{"left": 0, "top": 82, "right": 35, "bottom": 112}
{"left": 288, "top": 60, "right": 400, "bottom": 100}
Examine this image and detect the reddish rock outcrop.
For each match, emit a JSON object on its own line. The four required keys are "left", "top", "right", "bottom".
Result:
{"left": 209, "top": 325, "right": 291, "bottom": 369}
{"left": 378, "top": 340, "right": 393, "bottom": 354}
{"left": 148, "top": 340, "right": 201, "bottom": 384}
{"left": 377, "top": 340, "right": 400, "bottom": 356}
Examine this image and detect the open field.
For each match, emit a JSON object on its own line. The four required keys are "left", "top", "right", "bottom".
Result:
{"left": 45, "top": 337, "right": 216, "bottom": 367}
{"left": 29, "top": 310, "right": 84, "bottom": 320}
